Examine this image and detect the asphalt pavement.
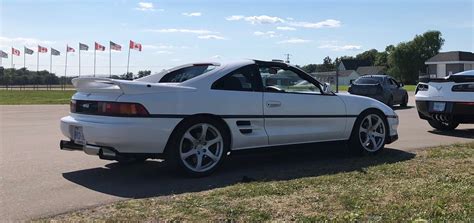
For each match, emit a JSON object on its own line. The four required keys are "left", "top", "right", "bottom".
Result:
{"left": 1, "top": 93, "right": 473, "bottom": 221}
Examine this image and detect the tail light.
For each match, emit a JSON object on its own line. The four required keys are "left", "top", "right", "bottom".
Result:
{"left": 415, "top": 84, "right": 429, "bottom": 94}
{"left": 71, "top": 100, "right": 150, "bottom": 117}
{"left": 452, "top": 84, "right": 474, "bottom": 92}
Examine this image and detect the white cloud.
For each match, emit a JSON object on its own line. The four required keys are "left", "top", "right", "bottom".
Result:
{"left": 0, "top": 36, "right": 55, "bottom": 48}
{"left": 318, "top": 42, "right": 362, "bottom": 51}
{"left": 277, "top": 38, "right": 311, "bottom": 44}
{"left": 276, "top": 26, "right": 296, "bottom": 31}
{"left": 182, "top": 12, "right": 202, "bottom": 17}
{"left": 226, "top": 15, "right": 341, "bottom": 29}
{"left": 144, "top": 28, "right": 214, "bottom": 34}
{"left": 289, "top": 19, "right": 341, "bottom": 29}
{"left": 226, "top": 15, "right": 284, "bottom": 24}
{"left": 254, "top": 31, "right": 278, "bottom": 38}
{"left": 135, "top": 2, "right": 163, "bottom": 11}
{"left": 210, "top": 55, "right": 221, "bottom": 59}
{"left": 225, "top": 15, "right": 245, "bottom": 21}
{"left": 197, "top": 35, "right": 226, "bottom": 40}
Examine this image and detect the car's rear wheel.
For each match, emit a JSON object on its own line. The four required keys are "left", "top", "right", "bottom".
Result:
{"left": 349, "top": 111, "right": 387, "bottom": 155}
{"left": 167, "top": 117, "right": 229, "bottom": 177}
{"left": 427, "top": 119, "right": 459, "bottom": 131}
{"left": 401, "top": 94, "right": 408, "bottom": 107}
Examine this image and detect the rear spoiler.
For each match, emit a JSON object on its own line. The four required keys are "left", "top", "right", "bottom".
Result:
{"left": 72, "top": 78, "right": 126, "bottom": 94}
{"left": 419, "top": 74, "right": 474, "bottom": 83}
{"left": 72, "top": 77, "right": 196, "bottom": 94}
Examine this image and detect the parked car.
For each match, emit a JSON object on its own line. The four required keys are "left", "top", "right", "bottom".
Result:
{"left": 415, "top": 70, "right": 474, "bottom": 131}
{"left": 60, "top": 60, "right": 399, "bottom": 176}
{"left": 348, "top": 75, "right": 409, "bottom": 107}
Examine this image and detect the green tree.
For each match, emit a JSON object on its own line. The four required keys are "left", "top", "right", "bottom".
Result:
{"left": 388, "top": 30, "right": 444, "bottom": 84}
{"left": 356, "top": 49, "right": 378, "bottom": 65}
{"left": 137, "top": 70, "right": 152, "bottom": 78}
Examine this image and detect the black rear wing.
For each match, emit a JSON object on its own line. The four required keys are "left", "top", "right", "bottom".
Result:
{"left": 419, "top": 74, "right": 474, "bottom": 83}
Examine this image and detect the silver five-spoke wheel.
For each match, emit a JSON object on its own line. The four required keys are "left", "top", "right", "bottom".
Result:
{"left": 179, "top": 123, "right": 224, "bottom": 173}
{"left": 358, "top": 114, "right": 386, "bottom": 152}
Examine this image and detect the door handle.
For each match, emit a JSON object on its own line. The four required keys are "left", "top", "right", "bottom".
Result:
{"left": 266, "top": 100, "right": 281, "bottom": 107}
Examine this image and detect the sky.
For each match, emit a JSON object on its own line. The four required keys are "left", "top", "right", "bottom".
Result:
{"left": 0, "top": 0, "right": 473, "bottom": 76}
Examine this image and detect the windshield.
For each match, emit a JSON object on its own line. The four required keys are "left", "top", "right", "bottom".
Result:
{"left": 159, "top": 64, "right": 217, "bottom": 83}
{"left": 354, "top": 77, "right": 383, "bottom": 84}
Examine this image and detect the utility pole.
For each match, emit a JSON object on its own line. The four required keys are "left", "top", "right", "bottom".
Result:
{"left": 284, "top": 53, "right": 291, "bottom": 63}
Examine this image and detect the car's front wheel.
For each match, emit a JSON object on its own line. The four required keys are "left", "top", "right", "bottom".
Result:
{"left": 427, "top": 119, "right": 459, "bottom": 131}
{"left": 167, "top": 117, "right": 229, "bottom": 177}
{"left": 349, "top": 111, "right": 387, "bottom": 155}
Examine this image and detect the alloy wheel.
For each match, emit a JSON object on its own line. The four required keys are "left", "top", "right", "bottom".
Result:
{"left": 358, "top": 114, "right": 386, "bottom": 152}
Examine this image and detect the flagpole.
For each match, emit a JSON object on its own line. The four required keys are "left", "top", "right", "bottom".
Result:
{"left": 37, "top": 47, "right": 39, "bottom": 72}
{"left": 94, "top": 44, "right": 96, "bottom": 77}
{"left": 65, "top": 46, "right": 68, "bottom": 90}
{"left": 126, "top": 43, "right": 131, "bottom": 75}
{"left": 23, "top": 47, "right": 26, "bottom": 68}
{"left": 11, "top": 49, "right": 13, "bottom": 69}
{"left": 50, "top": 48, "right": 52, "bottom": 73}
{"left": 109, "top": 41, "right": 112, "bottom": 78}
{"left": 78, "top": 43, "right": 81, "bottom": 77}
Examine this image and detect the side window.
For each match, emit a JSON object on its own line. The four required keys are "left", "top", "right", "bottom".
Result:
{"left": 211, "top": 65, "right": 262, "bottom": 92}
{"left": 389, "top": 78, "right": 398, "bottom": 87}
{"left": 260, "top": 66, "right": 321, "bottom": 94}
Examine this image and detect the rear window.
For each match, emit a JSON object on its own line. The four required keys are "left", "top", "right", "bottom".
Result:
{"left": 159, "top": 64, "right": 217, "bottom": 83}
{"left": 354, "top": 77, "right": 383, "bottom": 84}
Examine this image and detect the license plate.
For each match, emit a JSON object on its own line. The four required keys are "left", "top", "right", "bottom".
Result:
{"left": 71, "top": 126, "right": 86, "bottom": 145}
{"left": 432, "top": 102, "right": 446, "bottom": 112}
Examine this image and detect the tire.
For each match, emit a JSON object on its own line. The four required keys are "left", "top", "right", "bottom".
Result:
{"left": 349, "top": 110, "right": 388, "bottom": 155}
{"left": 427, "top": 119, "right": 459, "bottom": 131}
{"left": 166, "top": 117, "right": 230, "bottom": 177}
{"left": 400, "top": 94, "right": 408, "bottom": 107}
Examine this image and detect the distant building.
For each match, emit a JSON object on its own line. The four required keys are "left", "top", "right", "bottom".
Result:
{"left": 338, "top": 59, "right": 371, "bottom": 71}
{"left": 425, "top": 51, "right": 474, "bottom": 78}
{"left": 356, "top": 66, "right": 386, "bottom": 76}
{"left": 311, "top": 70, "right": 359, "bottom": 86}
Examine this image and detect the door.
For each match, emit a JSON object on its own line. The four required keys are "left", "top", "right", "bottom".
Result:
{"left": 210, "top": 64, "right": 268, "bottom": 149}
{"left": 259, "top": 65, "right": 347, "bottom": 145}
{"left": 388, "top": 78, "right": 404, "bottom": 103}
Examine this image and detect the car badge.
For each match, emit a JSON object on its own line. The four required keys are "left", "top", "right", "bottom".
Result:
{"left": 435, "top": 86, "right": 442, "bottom": 91}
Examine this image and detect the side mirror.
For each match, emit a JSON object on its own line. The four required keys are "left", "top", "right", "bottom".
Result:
{"left": 399, "top": 82, "right": 404, "bottom": 88}
{"left": 322, "top": 82, "right": 332, "bottom": 94}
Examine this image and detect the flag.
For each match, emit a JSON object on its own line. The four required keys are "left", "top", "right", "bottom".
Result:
{"left": 79, "top": 43, "right": 89, "bottom": 51}
{"left": 38, "top": 45, "right": 48, "bottom": 53}
{"left": 24, "top": 47, "right": 34, "bottom": 55}
{"left": 95, "top": 42, "right": 105, "bottom": 51}
{"left": 67, "top": 46, "right": 75, "bottom": 52}
{"left": 129, "top": 40, "right": 142, "bottom": 51}
{"left": 51, "top": 48, "right": 60, "bottom": 56}
{"left": 0, "top": 50, "right": 7, "bottom": 58}
{"left": 12, "top": 48, "right": 20, "bottom": 56}
{"left": 110, "top": 41, "right": 121, "bottom": 51}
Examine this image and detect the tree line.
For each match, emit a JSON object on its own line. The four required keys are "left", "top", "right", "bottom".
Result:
{"left": 0, "top": 67, "right": 152, "bottom": 86}
{"left": 300, "top": 30, "right": 445, "bottom": 84}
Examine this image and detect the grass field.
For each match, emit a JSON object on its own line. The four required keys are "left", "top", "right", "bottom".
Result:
{"left": 0, "top": 90, "right": 75, "bottom": 105}
{"left": 42, "top": 143, "right": 474, "bottom": 222}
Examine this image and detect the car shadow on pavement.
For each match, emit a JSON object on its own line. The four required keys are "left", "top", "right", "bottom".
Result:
{"left": 428, "top": 129, "right": 474, "bottom": 139}
{"left": 62, "top": 142, "right": 415, "bottom": 199}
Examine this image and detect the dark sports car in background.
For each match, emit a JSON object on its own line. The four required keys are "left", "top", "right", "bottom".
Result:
{"left": 348, "top": 75, "right": 408, "bottom": 107}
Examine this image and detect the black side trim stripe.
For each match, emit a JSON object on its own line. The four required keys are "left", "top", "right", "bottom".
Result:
{"left": 148, "top": 114, "right": 358, "bottom": 119}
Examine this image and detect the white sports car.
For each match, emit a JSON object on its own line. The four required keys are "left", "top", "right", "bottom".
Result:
{"left": 415, "top": 70, "right": 474, "bottom": 130}
{"left": 60, "top": 60, "right": 399, "bottom": 176}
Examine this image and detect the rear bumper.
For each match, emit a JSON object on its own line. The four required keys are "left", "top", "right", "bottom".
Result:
{"left": 60, "top": 114, "right": 181, "bottom": 154}
{"left": 416, "top": 100, "right": 474, "bottom": 123}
